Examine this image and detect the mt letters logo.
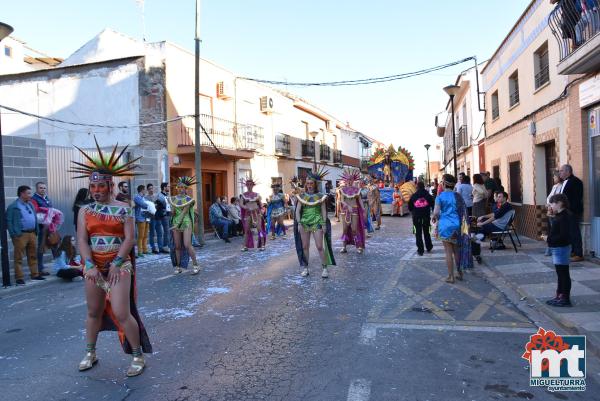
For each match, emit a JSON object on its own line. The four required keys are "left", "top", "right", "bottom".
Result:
{"left": 522, "top": 327, "right": 586, "bottom": 392}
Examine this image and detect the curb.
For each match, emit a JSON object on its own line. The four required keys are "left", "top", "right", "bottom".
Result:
{"left": 483, "top": 260, "right": 600, "bottom": 359}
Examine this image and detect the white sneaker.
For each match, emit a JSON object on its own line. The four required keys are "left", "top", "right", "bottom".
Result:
{"left": 300, "top": 268, "right": 309, "bottom": 277}
{"left": 321, "top": 267, "right": 329, "bottom": 279}
{"left": 173, "top": 267, "right": 183, "bottom": 275}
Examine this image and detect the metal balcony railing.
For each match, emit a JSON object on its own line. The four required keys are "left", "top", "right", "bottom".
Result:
{"left": 549, "top": 0, "right": 600, "bottom": 61}
{"left": 275, "top": 134, "right": 291, "bottom": 156}
{"left": 320, "top": 144, "right": 331, "bottom": 160}
{"left": 333, "top": 149, "right": 343, "bottom": 164}
{"left": 492, "top": 104, "right": 500, "bottom": 120}
{"left": 535, "top": 64, "right": 550, "bottom": 89}
{"left": 301, "top": 139, "right": 315, "bottom": 158}
{"left": 509, "top": 89, "right": 520, "bottom": 107}
{"left": 178, "top": 114, "right": 264, "bottom": 151}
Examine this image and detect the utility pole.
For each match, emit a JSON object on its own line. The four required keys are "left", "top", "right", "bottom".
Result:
{"left": 194, "top": 0, "right": 205, "bottom": 245}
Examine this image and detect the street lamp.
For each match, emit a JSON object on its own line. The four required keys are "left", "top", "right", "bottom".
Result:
{"left": 424, "top": 144, "right": 431, "bottom": 185}
{"left": 309, "top": 131, "right": 318, "bottom": 170}
{"left": 443, "top": 84, "right": 460, "bottom": 178}
{"left": 0, "top": 22, "right": 14, "bottom": 287}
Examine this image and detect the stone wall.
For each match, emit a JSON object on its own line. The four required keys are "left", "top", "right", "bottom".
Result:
{"left": 139, "top": 63, "right": 167, "bottom": 150}
{"left": 2, "top": 136, "right": 47, "bottom": 204}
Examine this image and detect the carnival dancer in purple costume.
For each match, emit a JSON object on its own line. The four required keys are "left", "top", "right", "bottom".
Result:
{"left": 339, "top": 168, "right": 367, "bottom": 254}
{"left": 239, "top": 178, "right": 267, "bottom": 251}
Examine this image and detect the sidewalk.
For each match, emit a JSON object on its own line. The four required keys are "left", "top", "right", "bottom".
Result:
{"left": 477, "top": 236, "right": 600, "bottom": 355}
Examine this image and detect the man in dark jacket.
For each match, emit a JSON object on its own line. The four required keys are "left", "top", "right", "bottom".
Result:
{"left": 559, "top": 164, "right": 584, "bottom": 261}
{"left": 408, "top": 181, "right": 434, "bottom": 256}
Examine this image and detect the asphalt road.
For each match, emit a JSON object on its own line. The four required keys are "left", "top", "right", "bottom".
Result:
{"left": 1, "top": 216, "right": 598, "bottom": 401}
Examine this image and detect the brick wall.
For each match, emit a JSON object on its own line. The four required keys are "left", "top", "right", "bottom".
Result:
{"left": 139, "top": 63, "right": 167, "bottom": 150}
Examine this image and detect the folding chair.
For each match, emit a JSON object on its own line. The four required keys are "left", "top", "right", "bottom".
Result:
{"left": 489, "top": 210, "right": 519, "bottom": 253}
{"left": 212, "top": 225, "right": 222, "bottom": 240}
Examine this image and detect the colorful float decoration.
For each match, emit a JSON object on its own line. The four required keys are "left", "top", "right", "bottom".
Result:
{"left": 366, "top": 145, "right": 415, "bottom": 215}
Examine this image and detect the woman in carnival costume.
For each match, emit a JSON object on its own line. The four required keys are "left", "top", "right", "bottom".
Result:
{"left": 239, "top": 178, "right": 267, "bottom": 251}
{"left": 392, "top": 185, "right": 404, "bottom": 216}
{"left": 69, "top": 138, "right": 152, "bottom": 377}
{"left": 368, "top": 179, "right": 382, "bottom": 230}
{"left": 294, "top": 167, "right": 336, "bottom": 278}
{"left": 266, "top": 183, "right": 288, "bottom": 240}
{"left": 339, "top": 168, "right": 367, "bottom": 254}
{"left": 359, "top": 176, "right": 375, "bottom": 237}
{"left": 168, "top": 176, "right": 200, "bottom": 275}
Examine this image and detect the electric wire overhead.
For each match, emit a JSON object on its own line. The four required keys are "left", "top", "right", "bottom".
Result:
{"left": 0, "top": 104, "right": 193, "bottom": 129}
{"left": 238, "top": 56, "right": 475, "bottom": 87}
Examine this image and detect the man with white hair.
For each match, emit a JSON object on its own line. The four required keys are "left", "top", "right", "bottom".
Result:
{"left": 558, "top": 164, "right": 584, "bottom": 262}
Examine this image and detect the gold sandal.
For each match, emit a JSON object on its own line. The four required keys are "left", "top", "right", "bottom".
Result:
{"left": 78, "top": 351, "right": 98, "bottom": 371}
{"left": 126, "top": 355, "right": 145, "bottom": 377}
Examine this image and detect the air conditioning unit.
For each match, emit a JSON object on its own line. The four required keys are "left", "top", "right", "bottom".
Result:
{"left": 216, "top": 81, "right": 232, "bottom": 100}
{"left": 260, "top": 96, "right": 274, "bottom": 113}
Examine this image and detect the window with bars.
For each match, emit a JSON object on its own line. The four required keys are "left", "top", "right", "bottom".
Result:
{"left": 509, "top": 160, "right": 523, "bottom": 203}
{"left": 491, "top": 91, "right": 500, "bottom": 120}
{"left": 534, "top": 42, "right": 550, "bottom": 90}
{"left": 509, "top": 71, "right": 519, "bottom": 107}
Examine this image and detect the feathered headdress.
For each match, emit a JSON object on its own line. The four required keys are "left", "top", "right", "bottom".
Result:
{"left": 239, "top": 177, "right": 257, "bottom": 187}
{"left": 177, "top": 176, "right": 197, "bottom": 187}
{"left": 340, "top": 167, "right": 361, "bottom": 184}
{"left": 306, "top": 166, "right": 328, "bottom": 182}
{"left": 69, "top": 136, "right": 142, "bottom": 181}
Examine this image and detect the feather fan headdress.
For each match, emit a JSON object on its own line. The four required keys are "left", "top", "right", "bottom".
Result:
{"left": 306, "top": 166, "right": 328, "bottom": 182}
{"left": 340, "top": 168, "right": 361, "bottom": 184}
{"left": 69, "top": 136, "right": 142, "bottom": 181}
{"left": 177, "top": 176, "right": 197, "bottom": 187}
{"left": 239, "top": 177, "right": 258, "bottom": 187}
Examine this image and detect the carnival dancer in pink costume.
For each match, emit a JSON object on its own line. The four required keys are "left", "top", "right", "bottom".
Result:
{"left": 239, "top": 178, "right": 267, "bottom": 251}
{"left": 339, "top": 168, "right": 367, "bottom": 254}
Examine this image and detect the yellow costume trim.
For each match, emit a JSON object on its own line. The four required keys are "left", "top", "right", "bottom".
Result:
{"left": 296, "top": 194, "right": 328, "bottom": 206}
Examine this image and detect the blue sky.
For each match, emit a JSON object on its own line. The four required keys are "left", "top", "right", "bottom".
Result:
{"left": 3, "top": 0, "right": 530, "bottom": 173}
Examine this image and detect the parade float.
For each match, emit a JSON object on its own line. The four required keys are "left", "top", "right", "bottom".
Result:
{"left": 366, "top": 145, "right": 416, "bottom": 216}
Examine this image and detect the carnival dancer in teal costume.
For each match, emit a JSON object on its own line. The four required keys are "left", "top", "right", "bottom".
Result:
{"left": 168, "top": 177, "right": 199, "bottom": 275}
{"left": 294, "top": 167, "right": 336, "bottom": 278}
{"left": 266, "top": 184, "right": 287, "bottom": 240}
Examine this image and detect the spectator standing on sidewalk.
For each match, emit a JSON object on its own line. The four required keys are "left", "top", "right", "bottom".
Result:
{"left": 134, "top": 185, "right": 150, "bottom": 257}
{"left": 455, "top": 174, "right": 473, "bottom": 216}
{"left": 72, "top": 188, "right": 91, "bottom": 232}
{"left": 116, "top": 181, "right": 131, "bottom": 203}
{"left": 471, "top": 174, "right": 487, "bottom": 218}
{"left": 544, "top": 171, "right": 564, "bottom": 256}
{"left": 408, "top": 181, "right": 434, "bottom": 256}
{"left": 545, "top": 194, "right": 573, "bottom": 307}
{"left": 5, "top": 185, "right": 45, "bottom": 285}
{"left": 155, "top": 183, "right": 171, "bottom": 253}
{"left": 145, "top": 183, "right": 159, "bottom": 254}
{"left": 558, "top": 164, "right": 584, "bottom": 262}
{"left": 31, "top": 181, "right": 57, "bottom": 275}
{"left": 53, "top": 235, "right": 84, "bottom": 281}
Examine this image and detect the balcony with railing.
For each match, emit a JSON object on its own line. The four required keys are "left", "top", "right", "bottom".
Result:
{"left": 177, "top": 114, "right": 264, "bottom": 152}
{"left": 333, "top": 149, "right": 342, "bottom": 165}
{"left": 320, "top": 144, "right": 331, "bottom": 161}
{"left": 301, "top": 139, "right": 315, "bottom": 158}
{"left": 549, "top": 0, "right": 600, "bottom": 74}
{"left": 275, "top": 133, "right": 291, "bottom": 156}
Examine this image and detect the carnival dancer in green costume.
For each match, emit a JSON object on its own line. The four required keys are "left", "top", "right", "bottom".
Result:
{"left": 168, "top": 176, "right": 200, "bottom": 275}
{"left": 294, "top": 167, "right": 336, "bottom": 278}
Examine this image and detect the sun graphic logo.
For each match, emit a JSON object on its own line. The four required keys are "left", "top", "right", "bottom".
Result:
{"left": 522, "top": 327, "right": 586, "bottom": 392}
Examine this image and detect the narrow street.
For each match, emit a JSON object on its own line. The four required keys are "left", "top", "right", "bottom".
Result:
{"left": 1, "top": 216, "right": 597, "bottom": 401}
